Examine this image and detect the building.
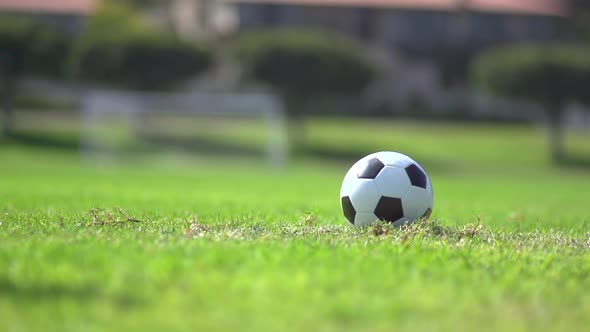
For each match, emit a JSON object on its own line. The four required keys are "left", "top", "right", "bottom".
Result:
{"left": 138, "top": 0, "right": 237, "bottom": 40}
{"left": 235, "top": 0, "right": 567, "bottom": 53}
{"left": 0, "top": 0, "right": 231, "bottom": 38}
{"left": 233, "top": 0, "right": 569, "bottom": 109}
{"left": 0, "top": 0, "right": 97, "bottom": 33}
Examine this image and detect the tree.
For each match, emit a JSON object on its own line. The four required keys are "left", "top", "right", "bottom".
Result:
{"left": 233, "top": 29, "right": 375, "bottom": 150}
{"left": 69, "top": 2, "right": 212, "bottom": 90}
{"left": 0, "top": 18, "right": 68, "bottom": 136}
{"left": 569, "top": 0, "right": 590, "bottom": 39}
{"left": 472, "top": 44, "right": 590, "bottom": 162}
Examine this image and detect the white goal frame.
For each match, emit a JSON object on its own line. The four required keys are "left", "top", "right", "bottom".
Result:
{"left": 80, "top": 89, "right": 288, "bottom": 167}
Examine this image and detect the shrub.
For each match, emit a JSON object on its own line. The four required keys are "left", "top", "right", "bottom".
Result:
{"left": 233, "top": 29, "right": 375, "bottom": 102}
{"left": 70, "top": 3, "right": 212, "bottom": 90}
{"left": 472, "top": 44, "right": 590, "bottom": 162}
{"left": 233, "top": 29, "right": 375, "bottom": 150}
{"left": 0, "top": 17, "right": 69, "bottom": 79}
{"left": 0, "top": 17, "right": 69, "bottom": 135}
{"left": 473, "top": 44, "right": 590, "bottom": 106}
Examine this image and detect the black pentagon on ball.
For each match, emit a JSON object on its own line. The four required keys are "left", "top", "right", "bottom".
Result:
{"left": 357, "top": 158, "right": 384, "bottom": 179}
{"left": 405, "top": 164, "right": 428, "bottom": 189}
{"left": 341, "top": 196, "right": 356, "bottom": 224}
{"left": 374, "top": 196, "right": 404, "bottom": 223}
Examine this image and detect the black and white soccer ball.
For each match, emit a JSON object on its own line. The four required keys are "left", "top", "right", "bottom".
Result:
{"left": 340, "top": 151, "right": 434, "bottom": 227}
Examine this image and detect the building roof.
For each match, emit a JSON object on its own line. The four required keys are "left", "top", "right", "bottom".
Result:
{"left": 234, "top": 0, "right": 568, "bottom": 16}
{"left": 0, "top": 0, "right": 97, "bottom": 14}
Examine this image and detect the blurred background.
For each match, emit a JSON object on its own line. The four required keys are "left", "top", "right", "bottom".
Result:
{"left": 3, "top": 4, "right": 590, "bottom": 330}
{"left": 0, "top": 0, "right": 589, "bottom": 170}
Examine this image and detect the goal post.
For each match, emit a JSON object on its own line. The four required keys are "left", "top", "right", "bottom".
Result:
{"left": 80, "top": 89, "right": 288, "bottom": 167}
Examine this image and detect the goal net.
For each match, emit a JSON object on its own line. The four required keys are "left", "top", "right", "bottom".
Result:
{"left": 80, "top": 90, "right": 288, "bottom": 167}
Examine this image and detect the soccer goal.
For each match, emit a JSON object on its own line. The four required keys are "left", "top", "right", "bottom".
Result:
{"left": 80, "top": 90, "right": 288, "bottom": 167}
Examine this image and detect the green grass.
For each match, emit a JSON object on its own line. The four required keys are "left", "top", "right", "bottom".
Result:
{"left": 1, "top": 118, "right": 590, "bottom": 332}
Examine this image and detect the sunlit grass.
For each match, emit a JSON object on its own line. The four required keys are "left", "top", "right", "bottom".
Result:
{"left": 1, "top": 117, "right": 589, "bottom": 331}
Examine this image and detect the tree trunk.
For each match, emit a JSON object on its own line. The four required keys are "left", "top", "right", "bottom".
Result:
{"left": 1, "top": 81, "right": 15, "bottom": 137}
{"left": 285, "top": 96, "right": 307, "bottom": 155}
{"left": 287, "top": 113, "right": 306, "bottom": 153}
{"left": 0, "top": 58, "right": 16, "bottom": 137}
{"left": 546, "top": 106, "right": 565, "bottom": 163}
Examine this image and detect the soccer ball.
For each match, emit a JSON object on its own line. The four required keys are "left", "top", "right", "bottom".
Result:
{"left": 340, "top": 151, "right": 434, "bottom": 227}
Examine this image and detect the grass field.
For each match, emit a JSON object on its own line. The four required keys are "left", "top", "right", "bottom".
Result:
{"left": 1, "top": 118, "right": 590, "bottom": 331}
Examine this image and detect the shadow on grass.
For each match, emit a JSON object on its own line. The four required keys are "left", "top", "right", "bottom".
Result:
{"left": 146, "top": 137, "right": 461, "bottom": 173}
{"left": 0, "top": 279, "right": 142, "bottom": 307}
{"left": 304, "top": 146, "right": 459, "bottom": 173}
{"left": 3, "top": 131, "right": 80, "bottom": 151}
{"left": 2, "top": 131, "right": 469, "bottom": 173}
{"left": 141, "top": 134, "right": 265, "bottom": 158}
{"left": 560, "top": 155, "right": 590, "bottom": 170}
{"left": 2, "top": 131, "right": 264, "bottom": 158}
